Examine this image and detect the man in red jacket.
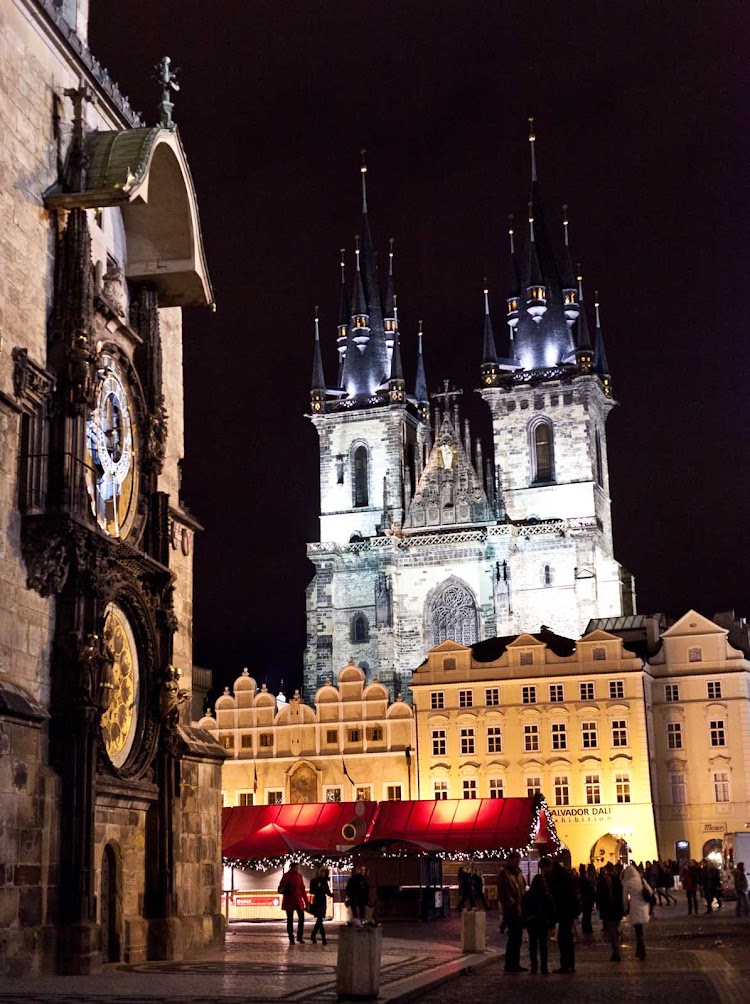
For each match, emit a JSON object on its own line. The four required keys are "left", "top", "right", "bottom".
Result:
{"left": 278, "top": 862, "right": 309, "bottom": 944}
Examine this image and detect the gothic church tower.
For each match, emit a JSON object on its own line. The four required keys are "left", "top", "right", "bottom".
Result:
{"left": 305, "top": 136, "right": 633, "bottom": 699}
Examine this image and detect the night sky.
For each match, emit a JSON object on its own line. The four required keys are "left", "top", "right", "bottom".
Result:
{"left": 90, "top": 2, "right": 748, "bottom": 702}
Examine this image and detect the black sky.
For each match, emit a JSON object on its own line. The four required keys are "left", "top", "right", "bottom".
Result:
{"left": 90, "top": 1, "right": 749, "bottom": 701}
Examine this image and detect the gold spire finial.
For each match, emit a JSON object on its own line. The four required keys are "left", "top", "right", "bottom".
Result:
{"left": 360, "top": 148, "right": 367, "bottom": 174}
{"left": 528, "top": 117, "right": 538, "bottom": 181}
{"left": 528, "top": 116, "right": 535, "bottom": 142}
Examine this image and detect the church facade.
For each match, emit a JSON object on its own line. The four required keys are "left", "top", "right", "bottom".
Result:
{"left": 0, "top": 1, "right": 224, "bottom": 975}
{"left": 305, "top": 134, "right": 634, "bottom": 699}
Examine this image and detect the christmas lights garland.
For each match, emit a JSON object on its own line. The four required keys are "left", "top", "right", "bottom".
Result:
{"left": 223, "top": 796, "right": 563, "bottom": 871}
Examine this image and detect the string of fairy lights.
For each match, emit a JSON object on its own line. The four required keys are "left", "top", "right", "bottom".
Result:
{"left": 223, "top": 796, "right": 563, "bottom": 872}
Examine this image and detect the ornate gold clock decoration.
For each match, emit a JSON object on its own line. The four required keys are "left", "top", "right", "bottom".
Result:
{"left": 100, "top": 604, "right": 140, "bottom": 768}
{"left": 85, "top": 354, "right": 139, "bottom": 539}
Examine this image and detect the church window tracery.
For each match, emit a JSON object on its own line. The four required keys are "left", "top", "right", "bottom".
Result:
{"left": 530, "top": 418, "right": 554, "bottom": 483}
{"left": 427, "top": 579, "right": 479, "bottom": 648}
{"left": 352, "top": 444, "right": 369, "bottom": 507}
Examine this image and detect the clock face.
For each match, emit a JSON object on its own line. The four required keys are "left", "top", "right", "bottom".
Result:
{"left": 100, "top": 603, "right": 140, "bottom": 768}
{"left": 85, "top": 355, "right": 139, "bottom": 538}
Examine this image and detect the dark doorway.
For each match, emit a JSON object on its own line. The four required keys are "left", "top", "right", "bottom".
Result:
{"left": 100, "top": 844, "right": 120, "bottom": 962}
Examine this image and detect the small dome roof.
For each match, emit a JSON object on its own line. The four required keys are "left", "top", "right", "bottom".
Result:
{"left": 234, "top": 668, "right": 257, "bottom": 691}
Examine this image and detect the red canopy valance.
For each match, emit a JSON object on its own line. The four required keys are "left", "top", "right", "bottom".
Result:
{"left": 222, "top": 796, "right": 559, "bottom": 862}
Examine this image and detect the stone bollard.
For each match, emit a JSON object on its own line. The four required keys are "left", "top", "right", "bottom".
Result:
{"left": 460, "top": 910, "right": 486, "bottom": 953}
{"left": 336, "top": 924, "right": 383, "bottom": 998}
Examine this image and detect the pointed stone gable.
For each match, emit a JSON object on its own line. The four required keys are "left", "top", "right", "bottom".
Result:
{"left": 403, "top": 414, "right": 493, "bottom": 529}
{"left": 661, "top": 610, "right": 728, "bottom": 639}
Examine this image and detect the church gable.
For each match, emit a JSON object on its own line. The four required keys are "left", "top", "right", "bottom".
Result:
{"left": 403, "top": 410, "right": 493, "bottom": 530}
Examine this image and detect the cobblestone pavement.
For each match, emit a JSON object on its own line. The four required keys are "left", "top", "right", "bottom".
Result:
{"left": 395, "top": 905, "right": 750, "bottom": 1004}
{"left": 0, "top": 898, "right": 748, "bottom": 1003}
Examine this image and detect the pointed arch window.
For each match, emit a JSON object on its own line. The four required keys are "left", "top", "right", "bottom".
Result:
{"left": 427, "top": 579, "right": 479, "bottom": 648}
{"left": 531, "top": 419, "right": 554, "bottom": 483}
{"left": 351, "top": 613, "right": 369, "bottom": 644}
{"left": 594, "top": 429, "right": 604, "bottom": 487}
{"left": 352, "top": 444, "right": 369, "bottom": 508}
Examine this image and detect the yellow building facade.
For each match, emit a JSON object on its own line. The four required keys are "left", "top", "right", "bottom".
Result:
{"left": 647, "top": 611, "right": 750, "bottom": 864}
{"left": 201, "top": 662, "right": 413, "bottom": 806}
{"left": 409, "top": 631, "right": 658, "bottom": 866}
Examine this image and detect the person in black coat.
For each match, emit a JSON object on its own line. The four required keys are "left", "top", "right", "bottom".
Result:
{"left": 547, "top": 861, "right": 580, "bottom": 974}
{"left": 309, "top": 866, "right": 333, "bottom": 944}
{"left": 596, "top": 862, "right": 625, "bottom": 961}
{"left": 346, "top": 865, "right": 370, "bottom": 923}
{"left": 523, "top": 858, "right": 556, "bottom": 975}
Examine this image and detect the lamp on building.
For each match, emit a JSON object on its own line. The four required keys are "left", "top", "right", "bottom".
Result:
{"left": 405, "top": 745, "right": 412, "bottom": 800}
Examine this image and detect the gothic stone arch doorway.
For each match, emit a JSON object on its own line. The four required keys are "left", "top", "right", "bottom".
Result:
{"left": 100, "top": 843, "right": 121, "bottom": 962}
{"left": 591, "top": 833, "right": 629, "bottom": 867}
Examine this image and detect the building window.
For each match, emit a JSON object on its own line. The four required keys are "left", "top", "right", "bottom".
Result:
{"left": 348, "top": 729, "right": 361, "bottom": 743}
{"left": 432, "top": 729, "right": 447, "bottom": 757}
{"left": 532, "top": 420, "right": 554, "bottom": 482}
{"left": 386, "top": 785, "right": 402, "bottom": 801}
{"left": 326, "top": 787, "right": 342, "bottom": 802}
{"left": 707, "top": 681, "right": 722, "bottom": 700}
{"left": 356, "top": 786, "right": 372, "bottom": 801}
{"left": 709, "top": 720, "right": 726, "bottom": 747}
{"left": 554, "top": 775, "right": 570, "bottom": 806}
{"left": 585, "top": 774, "right": 601, "bottom": 805}
{"left": 526, "top": 776, "right": 542, "bottom": 797}
{"left": 666, "top": 722, "right": 683, "bottom": 749}
{"left": 220, "top": 735, "right": 234, "bottom": 750}
{"left": 434, "top": 780, "right": 449, "bottom": 800}
{"left": 367, "top": 727, "right": 383, "bottom": 741}
{"left": 581, "top": 721, "right": 598, "bottom": 748}
{"left": 665, "top": 683, "right": 680, "bottom": 703}
{"left": 443, "top": 657, "right": 457, "bottom": 671}
{"left": 549, "top": 684, "right": 564, "bottom": 703}
{"left": 670, "top": 773, "right": 687, "bottom": 805}
{"left": 522, "top": 685, "right": 537, "bottom": 704}
{"left": 611, "top": 719, "right": 628, "bottom": 747}
{"left": 486, "top": 687, "right": 500, "bottom": 706}
{"left": 487, "top": 727, "right": 503, "bottom": 753}
{"left": 580, "top": 681, "right": 595, "bottom": 701}
{"left": 460, "top": 728, "right": 475, "bottom": 755}
{"left": 431, "top": 691, "right": 445, "bottom": 710}
{"left": 489, "top": 778, "right": 505, "bottom": 799}
{"left": 352, "top": 444, "right": 369, "bottom": 507}
{"left": 713, "top": 771, "right": 730, "bottom": 803}
{"left": 551, "top": 722, "right": 567, "bottom": 750}
{"left": 335, "top": 454, "right": 344, "bottom": 484}
{"left": 543, "top": 564, "right": 553, "bottom": 586}
{"left": 615, "top": 774, "right": 631, "bottom": 803}
{"left": 238, "top": 792, "right": 254, "bottom": 806}
{"left": 459, "top": 689, "right": 473, "bottom": 708}
{"left": 688, "top": 646, "right": 702, "bottom": 663}
{"left": 524, "top": 724, "right": 539, "bottom": 752}
{"left": 592, "top": 646, "right": 606, "bottom": 661}
{"left": 463, "top": 779, "right": 478, "bottom": 799}
{"left": 520, "top": 651, "right": 534, "bottom": 668}
{"left": 609, "top": 680, "right": 624, "bottom": 699}
{"left": 241, "top": 734, "right": 253, "bottom": 749}
{"left": 326, "top": 729, "right": 338, "bottom": 744}
{"left": 267, "top": 790, "right": 283, "bottom": 805}
{"left": 428, "top": 578, "right": 479, "bottom": 647}
{"left": 594, "top": 428, "right": 604, "bottom": 487}
{"left": 351, "top": 613, "right": 369, "bottom": 643}
{"left": 259, "top": 733, "right": 272, "bottom": 748}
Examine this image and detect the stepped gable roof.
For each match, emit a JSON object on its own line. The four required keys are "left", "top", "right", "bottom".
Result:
{"left": 471, "top": 628, "right": 576, "bottom": 663}
{"left": 402, "top": 406, "right": 493, "bottom": 531}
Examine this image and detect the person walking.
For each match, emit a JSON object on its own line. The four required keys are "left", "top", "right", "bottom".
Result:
{"left": 278, "top": 862, "right": 308, "bottom": 945}
{"left": 309, "top": 865, "right": 332, "bottom": 944}
{"left": 345, "top": 865, "right": 369, "bottom": 924}
{"left": 457, "top": 867, "right": 474, "bottom": 912}
{"left": 622, "top": 862, "right": 651, "bottom": 960}
{"left": 657, "top": 861, "right": 677, "bottom": 905}
{"left": 523, "top": 857, "right": 555, "bottom": 975}
{"left": 472, "top": 869, "right": 489, "bottom": 911}
{"left": 733, "top": 862, "right": 750, "bottom": 917}
{"left": 497, "top": 852, "right": 527, "bottom": 973}
{"left": 548, "top": 860, "right": 579, "bottom": 974}
{"left": 682, "top": 860, "right": 700, "bottom": 915}
{"left": 579, "top": 863, "right": 596, "bottom": 937}
{"left": 596, "top": 862, "right": 624, "bottom": 961}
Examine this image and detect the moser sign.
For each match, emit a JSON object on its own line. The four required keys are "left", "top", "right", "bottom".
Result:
{"left": 548, "top": 805, "right": 613, "bottom": 823}
{"left": 702, "top": 823, "right": 726, "bottom": 834}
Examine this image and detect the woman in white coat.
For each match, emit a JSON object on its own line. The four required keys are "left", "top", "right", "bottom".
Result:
{"left": 622, "top": 863, "right": 652, "bottom": 960}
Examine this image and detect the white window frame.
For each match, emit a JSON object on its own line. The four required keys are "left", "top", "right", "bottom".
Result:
{"left": 485, "top": 687, "right": 500, "bottom": 706}
{"left": 237, "top": 791, "right": 254, "bottom": 806}
{"left": 460, "top": 728, "right": 475, "bottom": 755}
{"left": 462, "top": 778, "right": 478, "bottom": 800}
{"left": 581, "top": 721, "right": 598, "bottom": 749}
{"left": 667, "top": 722, "right": 683, "bottom": 749}
{"left": 713, "top": 771, "right": 730, "bottom": 803}
{"left": 434, "top": 780, "right": 449, "bottom": 800}
{"left": 554, "top": 775, "right": 570, "bottom": 806}
{"left": 580, "top": 681, "right": 595, "bottom": 701}
{"left": 551, "top": 722, "right": 567, "bottom": 750}
{"left": 430, "top": 691, "right": 445, "bottom": 710}
{"left": 549, "top": 683, "right": 564, "bottom": 703}
{"left": 670, "top": 773, "right": 686, "bottom": 805}
{"left": 325, "top": 786, "right": 343, "bottom": 803}
{"left": 526, "top": 776, "right": 542, "bottom": 797}
{"left": 609, "top": 680, "right": 625, "bottom": 699}
{"left": 266, "top": 789, "right": 283, "bottom": 805}
{"left": 709, "top": 720, "right": 726, "bottom": 747}
{"left": 489, "top": 778, "right": 505, "bottom": 799}
{"left": 431, "top": 729, "right": 447, "bottom": 757}
{"left": 611, "top": 719, "right": 628, "bottom": 747}
{"left": 522, "top": 685, "right": 537, "bottom": 704}
{"left": 707, "top": 681, "right": 722, "bottom": 700}
{"left": 356, "top": 785, "right": 372, "bottom": 801}
{"left": 585, "top": 774, "right": 601, "bottom": 805}
{"left": 524, "top": 723, "right": 539, "bottom": 752}
{"left": 665, "top": 683, "right": 680, "bottom": 702}
{"left": 487, "top": 726, "right": 502, "bottom": 753}
{"left": 458, "top": 689, "right": 474, "bottom": 708}
{"left": 385, "top": 784, "right": 402, "bottom": 801}
{"left": 615, "top": 773, "right": 631, "bottom": 803}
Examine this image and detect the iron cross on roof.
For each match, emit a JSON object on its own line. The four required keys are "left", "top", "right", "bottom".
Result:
{"left": 430, "top": 380, "right": 462, "bottom": 407}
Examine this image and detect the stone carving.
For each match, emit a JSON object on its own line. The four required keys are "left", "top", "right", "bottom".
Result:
{"left": 22, "top": 523, "right": 70, "bottom": 596}
{"left": 375, "top": 573, "right": 392, "bottom": 628}
{"left": 101, "top": 263, "right": 128, "bottom": 320}
{"left": 77, "top": 631, "right": 115, "bottom": 712}
{"left": 11, "top": 348, "right": 55, "bottom": 414}
{"left": 160, "top": 665, "right": 189, "bottom": 732}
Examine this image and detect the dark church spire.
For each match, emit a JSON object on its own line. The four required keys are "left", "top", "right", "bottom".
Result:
{"left": 310, "top": 307, "right": 326, "bottom": 413}
{"left": 337, "top": 249, "right": 349, "bottom": 388}
{"left": 414, "top": 320, "right": 428, "bottom": 415}
{"left": 594, "top": 292, "right": 612, "bottom": 396}
{"left": 560, "top": 204, "right": 580, "bottom": 329}
{"left": 574, "top": 265, "right": 593, "bottom": 374}
{"left": 481, "top": 281, "right": 499, "bottom": 387}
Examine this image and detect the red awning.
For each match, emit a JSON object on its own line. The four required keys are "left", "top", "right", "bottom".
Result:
{"left": 222, "top": 797, "right": 559, "bottom": 861}
{"left": 222, "top": 801, "right": 379, "bottom": 860}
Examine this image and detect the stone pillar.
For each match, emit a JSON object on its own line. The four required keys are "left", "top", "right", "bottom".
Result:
{"left": 460, "top": 910, "right": 486, "bottom": 952}
{"left": 336, "top": 924, "right": 382, "bottom": 998}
